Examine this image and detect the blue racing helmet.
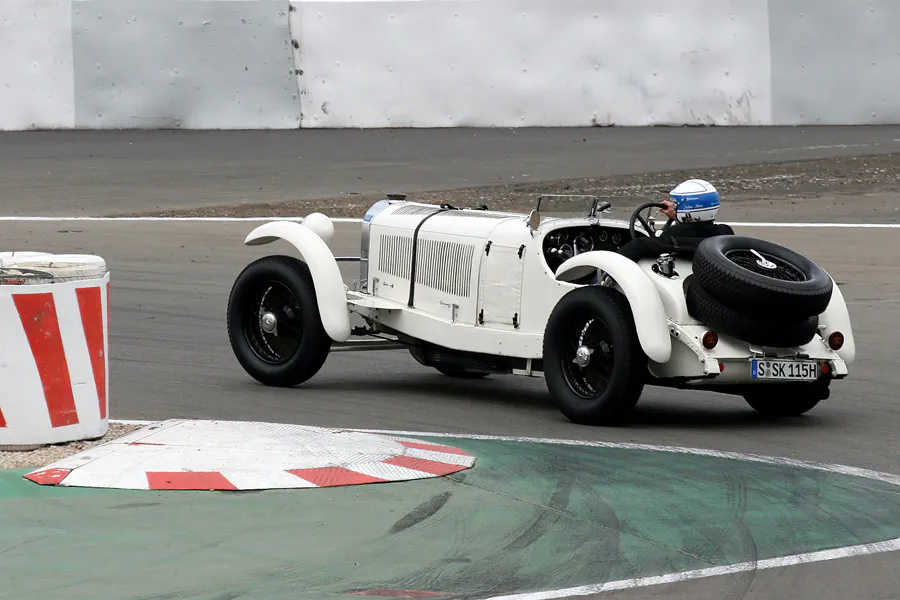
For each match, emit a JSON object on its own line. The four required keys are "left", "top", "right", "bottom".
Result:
{"left": 669, "top": 179, "right": 720, "bottom": 223}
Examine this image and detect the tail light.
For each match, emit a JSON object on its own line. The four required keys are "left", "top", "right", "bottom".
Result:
{"left": 702, "top": 330, "right": 718, "bottom": 350}
{"left": 828, "top": 331, "right": 844, "bottom": 351}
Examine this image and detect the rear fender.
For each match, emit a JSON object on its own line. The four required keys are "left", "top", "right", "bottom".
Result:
{"left": 819, "top": 278, "right": 855, "bottom": 364}
{"left": 244, "top": 220, "right": 351, "bottom": 342}
{"left": 555, "top": 251, "right": 672, "bottom": 363}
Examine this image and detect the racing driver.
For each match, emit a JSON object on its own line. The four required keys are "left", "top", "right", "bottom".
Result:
{"left": 617, "top": 178, "right": 734, "bottom": 261}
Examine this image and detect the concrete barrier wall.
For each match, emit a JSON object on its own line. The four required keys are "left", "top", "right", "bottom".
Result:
{"left": 0, "top": 0, "right": 75, "bottom": 130}
{"left": 294, "top": 0, "right": 773, "bottom": 128}
{"left": 0, "top": 0, "right": 897, "bottom": 130}
{"left": 72, "top": 0, "right": 301, "bottom": 129}
{"left": 768, "top": 0, "right": 900, "bottom": 125}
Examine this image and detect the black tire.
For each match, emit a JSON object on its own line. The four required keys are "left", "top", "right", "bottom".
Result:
{"left": 543, "top": 286, "right": 646, "bottom": 426}
{"left": 743, "top": 383, "right": 829, "bottom": 417}
{"left": 686, "top": 279, "right": 819, "bottom": 348}
{"left": 227, "top": 255, "right": 332, "bottom": 387}
{"left": 435, "top": 366, "right": 490, "bottom": 379}
{"left": 693, "top": 236, "right": 833, "bottom": 319}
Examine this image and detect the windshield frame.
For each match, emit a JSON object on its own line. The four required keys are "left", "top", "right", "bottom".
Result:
{"left": 534, "top": 194, "right": 615, "bottom": 220}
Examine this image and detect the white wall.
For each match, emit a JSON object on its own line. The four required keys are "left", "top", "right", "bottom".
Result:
{"left": 71, "top": 0, "right": 301, "bottom": 129}
{"left": 294, "top": 0, "right": 772, "bottom": 128}
{"left": 768, "top": 0, "right": 900, "bottom": 125}
{"left": 0, "top": 0, "right": 897, "bottom": 130}
{"left": 0, "top": 0, "right": 75, "bottom": 130}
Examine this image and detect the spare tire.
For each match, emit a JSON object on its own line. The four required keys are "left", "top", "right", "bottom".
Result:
{"left": 693, "top": 236, "right": 833, "bottom": 319}
{"left": 686, "top": 279, "right": 819, "bottom": 348}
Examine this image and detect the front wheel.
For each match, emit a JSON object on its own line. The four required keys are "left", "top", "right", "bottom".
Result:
{"left": 543, "top": 286, "right": 647, "bottom": 426}
{"left": 227, "top": 255, "right": 332, "bottom": 387}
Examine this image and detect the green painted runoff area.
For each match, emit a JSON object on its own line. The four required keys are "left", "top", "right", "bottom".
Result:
{"left": 2, "top": 437, "right": 900, "bottom": 600}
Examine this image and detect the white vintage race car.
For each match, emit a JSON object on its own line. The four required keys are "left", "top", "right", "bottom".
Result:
{"left": 226, "top": 194, "right": 854, "bottom": 425}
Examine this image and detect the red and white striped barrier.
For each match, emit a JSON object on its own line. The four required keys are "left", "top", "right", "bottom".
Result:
{"left": 0, "top": 252, "right": 110, "bottom": 450}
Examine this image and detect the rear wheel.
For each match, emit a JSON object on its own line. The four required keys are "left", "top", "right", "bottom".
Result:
{"left": 227, "top": 255, "right": 332, "bottom": 387}
{"left": 543, "top": 286, "right": 646, "bottom": 426}
{"left": 743, "top": 383, "right": 829, "bottom": 416}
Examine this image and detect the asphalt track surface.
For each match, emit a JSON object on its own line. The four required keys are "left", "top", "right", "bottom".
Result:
{"left": 2, "top": 127, "right": 900, "bottom": 599}
{"left": 2, "top": 126, "right": 900, "bottom": 216}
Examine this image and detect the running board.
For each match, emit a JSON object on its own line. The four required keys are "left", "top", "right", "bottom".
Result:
{"left": 331, "top": 338, "right": 407, "bottom": 352}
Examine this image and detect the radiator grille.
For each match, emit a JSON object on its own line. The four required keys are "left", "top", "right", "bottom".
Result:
{"left": 377, "top": 234, "right": 413, "bottom": 279}
{"left": 415, "top": 238, "right": 475, "bottom": 297}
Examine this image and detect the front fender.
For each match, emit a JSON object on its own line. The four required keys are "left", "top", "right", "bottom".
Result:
{"left": 555, "top": 251, "right": 672, "bottom": 363}
{"left": 244, "top": 220, "right": 351, "bottom": 342}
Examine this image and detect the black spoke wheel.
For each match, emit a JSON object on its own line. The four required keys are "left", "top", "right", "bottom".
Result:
{"left": 543, "top": 286, "right": 647, "bottom": 426}
{"left": 227, "top": 255, "right": 332, "bottom": 387}
{"left": 245, "top": 281, "right": 304, "bottom": 365}
{"left": 560, "top": 317, "right": 616, "bottom": 399}
{"left": 724, "top": 249, "right": 807, "bottom": 282}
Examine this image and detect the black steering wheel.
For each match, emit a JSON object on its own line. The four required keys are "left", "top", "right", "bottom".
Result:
{"left": 629, "top": 202, "right": 675, "bottom": 241}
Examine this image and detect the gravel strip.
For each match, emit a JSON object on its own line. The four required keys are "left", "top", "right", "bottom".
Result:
{"left": 0, "top": 422, "right": 146, "bottom": 470}
{"left": 115, "top": 153, "right": 900, "bottom": 220}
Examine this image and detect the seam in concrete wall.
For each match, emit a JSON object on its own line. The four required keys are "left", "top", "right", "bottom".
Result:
{"left": 0, "top": 0, "right": 897, "bottom": 130}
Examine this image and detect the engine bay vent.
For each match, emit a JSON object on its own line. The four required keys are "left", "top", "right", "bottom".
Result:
{"left": 414, "top": 238, "right": 475, "bottom": 298}
{"left": 377, "top": 234, "right": 413, "bottom": 279}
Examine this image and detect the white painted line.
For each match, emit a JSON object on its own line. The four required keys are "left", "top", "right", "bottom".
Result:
{"left": 478, "top": 537, "right": 900, "bottom": 600}
{"left": 727, "top": 222, "right": 900, "bottom": 228}
{"left": 0, "top": 215, "right": 897, "bottom": 227}
{"left": 107, "top": 423, "right": 900, "bottom": 487}
{"left": 348, "top": 427, "right": 900, "bottom": 599}
{"left": 0, "top": 216, "right": 363, "bottom": 223}
{"left": 350, "top": 429, "right": 900, "bottom": 486}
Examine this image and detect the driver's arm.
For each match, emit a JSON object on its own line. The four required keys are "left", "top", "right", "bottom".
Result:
{"left": 618, "top": 201, "right": 678, "bottom": 261}
{"left": 659, "top": 200, "right": 677, "bottom": 221}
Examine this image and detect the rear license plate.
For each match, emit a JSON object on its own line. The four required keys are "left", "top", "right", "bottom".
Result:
{"left": 751, "top": 360, "right": 818, "bottom": 380}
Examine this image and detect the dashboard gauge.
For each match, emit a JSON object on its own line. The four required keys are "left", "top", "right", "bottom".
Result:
{"left": 612, "top": 233, "right": 622, "bottom": 245}
{"left": 597, "top": 230, "right": 608, "bottom": 242}
{"left": 574, "top": 233, "right": 593, "bottom": 254}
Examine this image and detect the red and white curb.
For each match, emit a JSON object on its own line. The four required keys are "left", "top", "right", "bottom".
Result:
{"left": 23, "top": 419, "right": 476, "bottom": 491}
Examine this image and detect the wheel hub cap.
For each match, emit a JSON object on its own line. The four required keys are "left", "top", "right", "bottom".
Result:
{"left": 574, "top": 345, "right": 593, "bottom": 367}
{"left": 750, "top": 249, "right": 777, "bottom": 270}
{"left": 260, "top": 311, "right": 278, "bottom": 334}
